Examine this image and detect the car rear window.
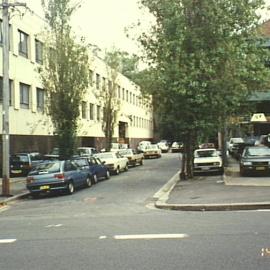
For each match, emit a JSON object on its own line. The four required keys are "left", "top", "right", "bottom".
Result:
{"left": 31, "top": 161, "right": 61, "bottom": 174}
{"left": 10, "top": 155, "right": 29, "bottom": 163}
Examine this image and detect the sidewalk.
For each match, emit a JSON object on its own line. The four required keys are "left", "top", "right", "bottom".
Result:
{"left": 0, "top": 177, "right": 28, "bottom": 207}
{"left": 155, "top": 157, "right": 270, "bottom": 211}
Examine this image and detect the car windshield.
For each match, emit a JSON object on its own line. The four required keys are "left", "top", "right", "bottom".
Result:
{"left": 231, "top": 138, "right": 244, "bottom": 143}
{"left": 195, "top": 150, "right": 218, "bottom": 157}
{"left": 77, "top": 148, "right": 90, "bottom": 155}
{"left": 118, "top": 149, "right": 132, "bottom": 155}
{"left": 146, "top": 145, "right": 158, "bottom": 150}
{"left": 10, "top": 155, "right": 28, "bottom": 163}
{"left": 96, "top": 153, "right": 114, "bottom": 159}
{"left": 245, "top": 147, "right": 270, "bottom": 157}
{"left": 31, "top": 161, "right": 61, "bottom": 174}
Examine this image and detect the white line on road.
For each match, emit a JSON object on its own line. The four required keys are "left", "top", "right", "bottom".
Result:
{"left": 45, "top": 224, "right": 63, "bottom": 228}
{"left": 99, "top": 236, "right": 107, "bottom": 239}
{"left": 113, "top": 234, "right": 189, "bottom": 240}
{"left": 0, "top": 239, "right": 17, "bottom": 244}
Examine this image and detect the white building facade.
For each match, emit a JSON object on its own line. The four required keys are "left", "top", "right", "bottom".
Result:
{"left": 0, "top": 11, "right": 153, "bottom": 154}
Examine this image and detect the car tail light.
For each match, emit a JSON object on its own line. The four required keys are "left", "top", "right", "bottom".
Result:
{"left": 26, "top": 176, "right": 34, "bottom": 184}
{"left": 54, "top": 173, "right": 65, "bottom": 180}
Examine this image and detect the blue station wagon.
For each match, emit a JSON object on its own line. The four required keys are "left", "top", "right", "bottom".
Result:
{"left": 26, "top": 160, "right": 91, "bottom": 198}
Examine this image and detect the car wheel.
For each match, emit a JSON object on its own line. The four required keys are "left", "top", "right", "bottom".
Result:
{"left": 85, "top": 176, "right": 92, "bottom": 187}
{"left": 92, "top": 174, "right": 98, "bottom": 185}
{"left": 115, "top": 167, "right": 120, "bottom": 175}
{"left": 67, "top": 182, "right": 74, "bottom": 195}
{"left": 105, "top": 170, "right": 110, "bottom": 180}
{"left": 140, "top": 159, "right": 144, "bottom": 166}
{"left": 240, "top": 167, "right": 245, "bottom": 177}
{"left": 124, "top": 163, "right": 129, "bottom": 171}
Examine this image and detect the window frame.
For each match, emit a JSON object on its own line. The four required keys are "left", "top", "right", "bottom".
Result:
{"left": 20, "top": 83, "right": 30, "bottom": 109}
{"left": 18, "top": 30, "right": 29, "bottom": 58}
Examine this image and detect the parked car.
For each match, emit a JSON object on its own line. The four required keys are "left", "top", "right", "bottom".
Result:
{"left": 44, "top": 147, "right": 59, "bottom": 160}
{"left": 73, "top": 156, "right": 110, "bottom": 183}
{"left": 77, "top": 147, "right": 98, "bottom": 157}
{"left": 228, "top": 138, "right": 244, "bottom": 155}
{"left": 118, "top": 149, "right": 144, "bottom": 167}
{"left": 171, "top": 142, "right": 183, "bottom": 153}
{"left": 143, "top": 144, "right": 162, "bottom": 159}
{"left": 10, "top": 152, "right": 44, "bottom": 177}
{"left": 157, "top": 141, "right": 170, "bottom": 153}
{"left": 240, "top": 146, "right": 270, "bottom": 176}
{"left": 26, "top": 159, "right": 91, "bottom": 198}
{"left": 193, "top": 148, "right": 223, "bottom": 174}
{"left": 199, "top": 143, "right": 215, "bottom": 149}
{"left": 137, "top": 141, "right": 151, "bottom": 152}
{"left": 94, "top": 152, "right": 129, "bottom": 175}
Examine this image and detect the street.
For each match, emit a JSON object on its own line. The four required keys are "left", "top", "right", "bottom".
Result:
{"left": 1, "top": 153, "right": 270, "bottom": 270}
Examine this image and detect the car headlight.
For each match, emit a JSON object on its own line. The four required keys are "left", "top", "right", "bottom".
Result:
{"left": 213, "top": 162, "right": 220, "bottom": 166}
{"left": 242, "top": 161, "right": 252, "bottom": 166}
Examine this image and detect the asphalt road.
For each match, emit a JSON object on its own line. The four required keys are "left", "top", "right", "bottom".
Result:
{"left": 1, "top": 153, "right": 270, "bottom": 270}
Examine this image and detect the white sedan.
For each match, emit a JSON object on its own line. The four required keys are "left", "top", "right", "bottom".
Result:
{"left": 193, "top": 148, "right": 223, "bottom": 174}
{"left": 94, "top": 152, "right": 129, "bottom": 175}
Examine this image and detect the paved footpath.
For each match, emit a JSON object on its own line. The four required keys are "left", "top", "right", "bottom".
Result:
{"left": 155, "top": 157, "right": 270, "bottom": 211}
{"left": 0, "top": 177, "right": 28, "bottom": 206}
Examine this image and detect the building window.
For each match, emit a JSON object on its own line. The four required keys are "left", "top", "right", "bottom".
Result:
{"left": 122, "top": 88, "right": 125, "bottom": 100}
{"left": 96, "top": 73, "right": 100, "bottom": 90}
{"left": 18, "top": 30, "right": 29, "bottom": 58}
{"left": 0, "top": 77, "right": 12, "bottom": 105}
{"left": 97, "top": 105, "right": 101, "bottom": 121}
{"left": 130, "top": 92, "right": 132, "bottom": 103}
{"left": 118, "top": 85, "right": 121, "bottom": 99}
{"left": 102, "top": 77, "right": 106, "bottom": 90}
{"left": 89, "top": 70, "right": 93, "bottom": 86}
{"left": 35, "top": 39, "right": 43, "bottom": 64}
{"left": 108, "top": 80, "right": 112, "bottom": 92}
{"left": 90, "top": 103, "right": 94, "bottom": 120}
{"left": 20, "top": 83, "right": 30, "bottom": 109}
{"left": 81, "top": 101, "right": 87, "bottom": 119}
{"left": 36, "top": 88, "right": 45, "bottom": 112}
{"left": 126, "top": 90, "right": 129, "bottom": 102}
{"left": 0, "top": 20, "right": 2, "bottom": 44}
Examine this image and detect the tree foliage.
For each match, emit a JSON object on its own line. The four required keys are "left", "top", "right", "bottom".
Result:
{"left": 101, "top": 49, "right": 122, "bottom": 151}
{"left": 139, "top": 0, "right": 270, "bottom": 177}
{"left": 40, "top": 0, "right": 90, "bottom": 159}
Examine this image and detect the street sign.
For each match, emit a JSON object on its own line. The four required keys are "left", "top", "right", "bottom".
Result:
{"left": 250, "top": 113, "right": 267, "bottom": 122}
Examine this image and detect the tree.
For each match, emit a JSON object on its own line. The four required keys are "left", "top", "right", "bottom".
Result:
{"left": 139, "top": 0, "right": 270, "bottom": 178}
{"left": 40, "top": 0, "right": 90, "bottom": 159}
{"left": 101, "top": 49, "right": 122, "bottom": 151}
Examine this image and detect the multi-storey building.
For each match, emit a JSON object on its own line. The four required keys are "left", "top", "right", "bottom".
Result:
{"left": 0, "top": 11, "right": 153, "bottom": 154}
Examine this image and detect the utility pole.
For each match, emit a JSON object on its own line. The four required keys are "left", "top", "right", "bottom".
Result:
{"left": 1, "top": 0, "right": 26, "bottom": 196}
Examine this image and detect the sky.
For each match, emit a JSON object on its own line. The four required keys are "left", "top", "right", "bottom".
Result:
{"left": 24, "top": 0, "right": 151, "bottom": 55}
{"left": 24, "top": 0, "right": 270, "bottom": 56}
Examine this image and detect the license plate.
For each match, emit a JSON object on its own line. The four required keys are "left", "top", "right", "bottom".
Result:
{"left": 256, "top": 167, "right": 266, "bottom": 171}
{"left": 11, "top": 170, "right": 22, "bottom": 174}
{"left": 40, "top": 185, "right": 50, "bottom": 190}
{"left": 201, "top": 167, "right": 209, "bottom": 171}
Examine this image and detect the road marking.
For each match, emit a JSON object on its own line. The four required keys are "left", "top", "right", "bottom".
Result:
{"left": 99, "top": 236, "right": 107, "bottom": 239}
{"left": 113, "top": 234, "right": 189, "bottom": 240}
{"left": 45, "top": 224, "right": 63, "bottom": 228}
{"left": 0, "top": 239, "right": 17, "bottom": 244}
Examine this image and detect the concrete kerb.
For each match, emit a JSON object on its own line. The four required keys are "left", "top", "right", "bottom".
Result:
{"left": 154, "top": 170, "right": 270, "bottom": 211}
{"left": 0, "top": 191, "right": 29, "bottom": 207}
